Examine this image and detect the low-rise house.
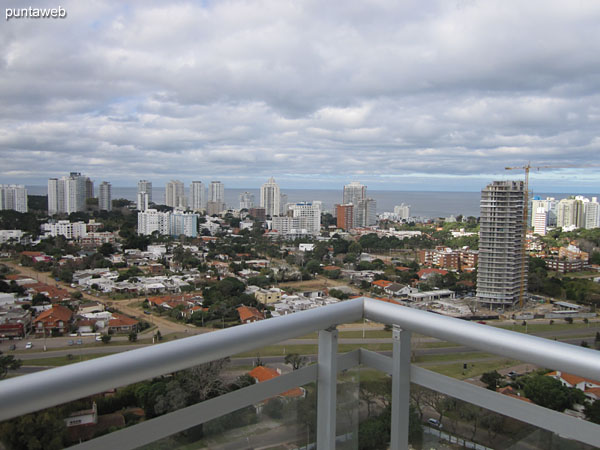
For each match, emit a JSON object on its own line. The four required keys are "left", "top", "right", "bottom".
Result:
{"left": 0, "top": 307, "right": 32, "bottom": 339}
{"left": 417, "top": 268, "right": 448, "bottom": 280}
{"left": 107, "top": 313, "right": 139, "bottom": 334}
{"left": 248, "top": 366, "right": 305, "bottom": 400}
{"left": 546, "top": 371, "right": 600, "bottom": 401}
{"left": 384, "top": 283, "right": 417, "bottom": 297}
{"left": 78, "top": 301, "right": 105, "bottom": 315}
{"left": 237, "top": 306, "right": 264, "bottom": 324}
{"left": 372, "top": 279, "right": 393, "bottom": 290}
{"left": 34, "top": 305, "right": 73, "bottom": 336}
{"left": 254, "top": 288, "right": 282, "bottom": 304}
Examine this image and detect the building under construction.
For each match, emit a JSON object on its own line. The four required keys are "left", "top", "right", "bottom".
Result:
{"left": 476, "top": 180, "right": 528, "bottom": 309}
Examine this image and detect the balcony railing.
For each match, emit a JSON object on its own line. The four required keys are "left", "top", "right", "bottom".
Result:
{"left": 1, "top": 297, "right": 599, "bottom": 449}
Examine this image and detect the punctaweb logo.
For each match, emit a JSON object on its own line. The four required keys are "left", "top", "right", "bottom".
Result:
{"left": 6, "top": 5, "right": 67, "bottom": 21}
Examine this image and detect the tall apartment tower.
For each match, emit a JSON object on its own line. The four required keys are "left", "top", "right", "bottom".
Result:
{"left": 137, "top": 180, "right": 152, "bottom": 202}
{"left": 165, "top": 180, "right": 185, "bottom": 209}
{"left": 207, "top": 181, "right": 225, "bottom": 215}
{"left": 85, "top": 178, "right": 94, "bottom": 199}
{"left": 476, "top": 181, "right": 527, "bottom": 308}
{"left": 48, "top": 173, "right": 87, "bottom": 215}
{"left": 336, "top": 204, "right": 354, "bottom": 230}
{"left": 239, "top": 192, "right": 255, "bottom": 210}
{"left": 190, "top": 181, "right": 206, "bottom": 211}
{"left": 584, "top": 197, "right": 599, "bottom": 229}
{"left": 343, "top": 182, "right": 367, "bottom": 227}
{"left": 260, "top": 177, "right": 280, "bottom": 217}
{"left": 0, "top": 185, "right": 28, "bottom": 213}
{"left": 557, "top": 198, "right": 584, "bottom": 229}
{"left": 99, "top": 182, "right": 112, "bottom": 211}
{"left": 137, "top": 180, "right": 152, "bottom": 211}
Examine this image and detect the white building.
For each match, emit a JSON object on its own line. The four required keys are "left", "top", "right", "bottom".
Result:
{"left": 0, "top": 184, "right": 28, "bottom": 213}
{"left": 41, "top": 220, "right": 88, "bottom": 239}
{"left": 239, "top": 192, "right": 255, "bottom": 210}
{"left": 137, "top": 209, "right": 170, "bottom": 236}
{"left": 0, "top": 230, "right": 24, "bottom": 244}
{"left": 343, "top": 181, "right": 366, "bottom": 206}
{"left": 393, "top": 204, "right": 411, "bottom": 220}
{"left": 48, "top": 173, "right": 87, "bottom": 215}
{"left": 98, "top": 181, "right": 112, "bottom": 211}
{"left": 190, "top": 181, "right": 206, "bottom": 211}
{"left": 557, "top": 198, "right": 585, "bottom": 229}
{"left": 533, "top": 207, "right": 547, "bottom": 236}
{"left": 165, "top": 180, "right": 185, "bottom": 208}
{"left": 138, "top": 209, "right": 198, "bottom": 237}
{"left": 289, "top": 202, "right": 321, "bottom": 235}
{"left": 137, "top": 192, "right": 149, "bottom": 212}
{"left": 530, "top": 197, "right": 557, "bottom": 227}
{"left": 260, "top": 177, "right": 280, "bottom": 217}
{"left": 584, "top": 197, "right": 599, "bottom": 229}
{"left": 137, "top": 180, "right": 152, "bottom": 210}
{"left": 356, "top": 198, "right": 377, "bottom": 227}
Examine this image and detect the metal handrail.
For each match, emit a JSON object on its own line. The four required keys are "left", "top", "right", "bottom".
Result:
{"left": 1, "top": 296, "right": 599, "bottom": 423}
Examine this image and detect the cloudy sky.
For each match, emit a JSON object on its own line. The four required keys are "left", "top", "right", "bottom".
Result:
{"left": 1, "top": 0, "right": 599, "bottom": 192}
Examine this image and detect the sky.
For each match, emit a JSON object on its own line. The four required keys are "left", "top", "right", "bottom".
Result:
{"left": 1, "top": 0, "right": 599, "bottom": 192}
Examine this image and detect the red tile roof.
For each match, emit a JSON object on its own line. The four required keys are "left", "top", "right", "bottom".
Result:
{"left": 249, "top": 366, "right": 280, "bottom": 383}
{"left": 108, "top": 313, "right": 139, "bottom": 327}
{"left": 35, "top": 305, "right": 73, "bottom": 324}
{"left": 237, "top": 306, "right": 263, "bottom": 322}
{"left": 417, "top": 268, "right": 448, "bottom": 278}
{"left": 372, "top": 279, "right": 393, "bottom": 288}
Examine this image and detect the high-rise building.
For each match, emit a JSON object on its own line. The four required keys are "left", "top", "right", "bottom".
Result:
{"left": 584, "top": 197, "right": 599, "bottom": 229}
{"left": 336, "top": 204, "right": 354, "bottom": 230}
{"left": 357, "top": 198, "right": 377, "bottom": 227}
{"left": 165, "top": 180, "right": 185, "bottom": 209}
{"left": 0, "top": 184, "right": 28, "bottom": 213}
{"left": 85, "top": 178, "right": 94, "bottom": 200}
{"left": 239, "top": 192, "right": 255, "bottom": 210}
{"left": 530, "top": 196, "right": 557, "bottom": 227}
{"left": 137, "top": 192, "right": 149, "bottom": 212}
{"left": 343, "top": 182, "right": 367, "bottom": 227}
{"left": 533, "top": 207, "right": 547, "bottom": 236}
{"left": 289, "top": 202, "right": 321, "bottom": 235}
{"left": 137, "top": 180, "right": 153, "bottom": 205}
{"left": 190, "top": 181, "right": 206, "bottom": 211}
{"left": 137, "top": 209, "right": 198, "bottom": 237}
{"left": 260, "top": 177, "right": 280, "bottom": 217}
{"left": 99, "top": 182, "right": 112, "bottom": 211}
{"left": 476, "top": 180, "right": 527, "bottom": 308}
{"left": 279, "top": 193, "right": 288, "bottom": 215}
{"left": 48, "top": 173, "right": 87, "bottom": 215}
{"left": 393, "top": 204, "right": 411, "bottom": 220}
{"left": 207, "top": 181, "right": 225, "bottom": 214}
{"left": 557, "top": 198, "right": 584, "bottom": 229}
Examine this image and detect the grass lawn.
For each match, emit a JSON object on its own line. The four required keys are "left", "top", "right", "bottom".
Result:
{"left": 414, "top": 351, "right": 493, "bottom": 364}
{"left": 23, "top": 353, "right": 110, "bottom": 366}
{"left": 493, "top": 322, "right": 591, "bottom": 333}
{"left": 424, "top": 359, "right": 519, "bottom": 379}
{"left": 233, "top": 343, "right": 393, "bottom": 358}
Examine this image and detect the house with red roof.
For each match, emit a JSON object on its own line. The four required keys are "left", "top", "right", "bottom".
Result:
{"left": 108, "top": 313, "right": 139, "bottom": 334}
{"left": 34, "top": 305, "right": 73, "bottom": 336}
{"left": 248, "top": 366, "right": 306, "bottom": 402}
{"left": 237, "top": 306, "right": 264, "bottom": 324}
{"left": 546, "top": 370, "right": 600, "bottom": 401}
{"left": 371, "top": 279, "right": 393, "bottom": 289}
{"left": 417, "top": 268, "right": 448, "bottom": 280}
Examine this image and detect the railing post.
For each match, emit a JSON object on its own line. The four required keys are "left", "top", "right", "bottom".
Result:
{"left": 317, "top": 326, "right": 338, "bottom": 449}
{"left": 390, "top": 325, "right": 411, "bottom": 450}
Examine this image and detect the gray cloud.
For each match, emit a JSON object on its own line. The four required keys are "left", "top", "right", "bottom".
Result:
{"left": 1, "top": 0, "right": 599, "bottom": 191}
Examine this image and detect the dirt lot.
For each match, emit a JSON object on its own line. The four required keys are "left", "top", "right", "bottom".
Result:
{"left": 278, "top": 275, "right": 359, "bottom": 293}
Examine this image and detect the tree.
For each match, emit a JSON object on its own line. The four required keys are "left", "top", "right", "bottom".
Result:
{"left": 522, "top": 374, "right": 580, "bottom": 411}
{"left": 0, "top": 351, "right": 22, "bottom": 379}
{"left": 98, "top": 242, "right": 115, "bottom": 257}
{"left": 0, "top": 409, "right": 66, "bottom": 450}
{"left": 584, "top": 400, "right": 600, "bottom": 424}
{"left": 101, "top": 335, "right": 111, "bottom": 344}
{"left": 284, "top": 353, "right": 307, "bottom": 370}
{"left": 128, "top": 332, "right": 138, "bottom": 342}
{"left": 480, "top": 370, "right": 503, "bottom": 390}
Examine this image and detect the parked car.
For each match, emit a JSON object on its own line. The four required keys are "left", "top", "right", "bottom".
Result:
{"left": 95, "top": 335, "right": 103, "bottom": 341}
{"left": 76, "top": 339, "right": 83, "bottom": 345}
{"left": 25, "top": 342, "right": 33, "bottom": 349}
{"left": 428, "top": 418, "right": 442, "bottom": 428}
{"left": 68, "top": 340, "right": 74, "bottom": 346}
{"left": 9, "top": 344, "right": 16, "bottom": 351}
{"left": 507, "top": 371, "right": 519, "bottom": 379}
{"left": 144, "top": 310, "right": 151, "bottom": 315}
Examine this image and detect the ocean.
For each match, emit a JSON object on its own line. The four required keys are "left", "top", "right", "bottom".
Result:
{"left": 25, "top": 186, "right": 591, "bottom": 219}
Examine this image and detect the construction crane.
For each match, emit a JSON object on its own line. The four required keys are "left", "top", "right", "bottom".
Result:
{"left": 504, "top": 163, "right": 589, "bottom": 308}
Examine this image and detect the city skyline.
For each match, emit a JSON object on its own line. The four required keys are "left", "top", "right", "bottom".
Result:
{"left": 1, "top": 1, "right": 600, "bottom": 192}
